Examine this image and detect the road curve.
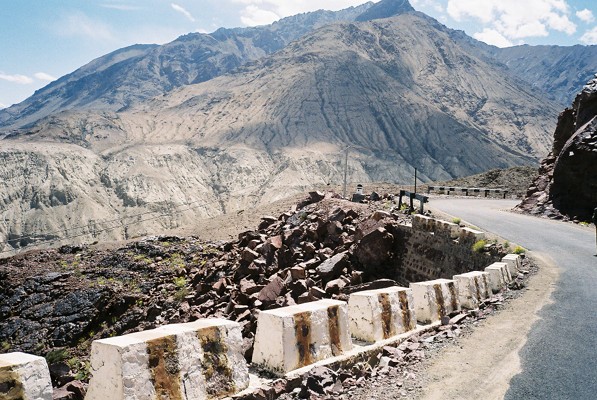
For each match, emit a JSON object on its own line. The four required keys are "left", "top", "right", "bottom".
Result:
{"left": 429, "top": 197, "right": 597, "bottom": 400}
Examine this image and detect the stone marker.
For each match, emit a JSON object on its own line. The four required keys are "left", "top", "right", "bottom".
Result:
{"left": 453, "top": 271, "right": 491, "bottom": 310}
{"left": 252, "top": 299, "right": 352, "bottom": 374}
{"left": 501, "top": 254, "right": 522, "bottom": 276}
{"left": 348, "top": 286, "right": 416, "bottom": 342}
{"left": 485, "top": 262, "right": 512, "bottom": 293}
{"left": 0, "top": 352, "right": 52, "bottom": 400}
{"left": 410, "top": 279, "right": 460, "bottom": 324}
{"left": 86, "top": 319, "right": 249, "bottom": 400}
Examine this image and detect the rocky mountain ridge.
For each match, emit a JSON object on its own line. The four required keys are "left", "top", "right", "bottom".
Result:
{"left": 517, "top": 76, "right": 597, "bottom": 221}
{"left": 1, "top": 0, "right": 596, "bottom": 133}
{"left": 0, "top": 3, "right": 374, "bottom": 132}
{"left": 0, "top": 0, "right": 587, "bottom": 252}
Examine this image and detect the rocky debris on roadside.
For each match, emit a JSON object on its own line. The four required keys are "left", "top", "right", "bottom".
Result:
{"left": 517, "top": 75, "right": 597, "bottom": 222}
{"left": 0, "top": 189, "right": 508, "bottom": 396}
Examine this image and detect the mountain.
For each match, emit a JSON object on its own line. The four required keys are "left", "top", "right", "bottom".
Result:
{"left": 491, "top": 45, "right": 597, "bottom": 105}
{"left": 517, "top": 76, "right": 597, "bottom": 221}
{"left": 0, "top": 0, "right": 583, "bottom": 252}
{"left": 0, "top": 3, "right": 373, "bottom": 132}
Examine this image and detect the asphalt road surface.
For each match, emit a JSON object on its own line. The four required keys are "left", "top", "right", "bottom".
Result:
{"left": 430, "top": 198, "right": 596, "bottom": 399}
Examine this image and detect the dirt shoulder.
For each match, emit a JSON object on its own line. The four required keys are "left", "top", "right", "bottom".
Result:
{"left": 416, "top": 252, "right": 558, "bottom": 399}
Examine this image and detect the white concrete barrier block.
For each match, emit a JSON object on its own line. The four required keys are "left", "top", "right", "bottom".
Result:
{"left": 453, "top": 271, "right": 490, "bottom": 310}
{"left": 0, "top": 352, "right": 52, "bottom": 400}
{"left": 252, "top": 299, "right": 352, "bottom": 374}
{"left": 409, "top": 279, "right": 460, "bottom": 324}
{"left": 502, "top": 254, "right": 522, "bottom": 276}
{"left": 348, "top": 286, "right": 416, "bottom": 342}
{"left": 484, "top": 262, "right": 511, "bottom": 293}
{"left": 86, "top": 318, "right": 249, "bottom": 400}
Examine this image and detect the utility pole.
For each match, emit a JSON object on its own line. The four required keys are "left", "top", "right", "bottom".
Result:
{"left": 343, "top": 147, "right": 350, "bottom": 199}
{"left": 414, "top": 167, "right": 417, "bottom": 194}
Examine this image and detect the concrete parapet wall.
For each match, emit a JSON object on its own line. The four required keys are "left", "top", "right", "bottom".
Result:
{"left": 0, "top": 352, "right": 52, "bottom": 400}
{"left": 410, "top": 279, "right": 460, "bottom": 324}
{"left": 252, "top": 299, "right": 352, "bottom": 374}
{"left": 411, "top": 215, "right": 459, "bottom": 238}
{"left": 485, "top": 262, "right": 512, "bottom": 293}
{"left": 459, "top": 227, "right": 485, "bottom": 243}
{"left": 348, "top": 287, "right": 416, "bottom": 343}
{"left": 86, "top": 319, "right": 249, "bottom": 400}
{"left": 502, "top": 254, "right": 522, "bottom": 276}
{"left": 453, "top": 271, "right": 490, "bottom": 310}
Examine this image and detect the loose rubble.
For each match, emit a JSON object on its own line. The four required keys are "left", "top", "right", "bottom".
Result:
{"left": 0, "top": 190, "right": 513, "bottom": 399}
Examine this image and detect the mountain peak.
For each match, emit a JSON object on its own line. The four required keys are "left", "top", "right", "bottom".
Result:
{"left": 355, "top": 0, "right": 415, "bottom": 21}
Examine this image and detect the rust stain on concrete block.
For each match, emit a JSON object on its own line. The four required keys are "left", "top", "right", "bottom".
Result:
{"left": 147, "top": 335, "right": 182, "bottom": 400}
{"left": 433, "top": 284, "right": 446, "bottom": 318}
{"left": 294, "top": 312, "right": 314, "bottom": 368}
{"left": 198, "top": 326, "right": 234, "bottom": 398}
{"left": 377, "top": 293, "right": 394, "bottom": 339}
{"left": 327, "top": 305, "right": 343, "bottom": 355}
{"left": 398, "top": 290, "right": 414, "bottom": 331}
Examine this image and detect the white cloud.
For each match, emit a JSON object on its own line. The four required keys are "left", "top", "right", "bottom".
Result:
{"left": 581, "top": 26, "right": 597, "bottom": 44}
{"left": 240, "top": 5, "right": 280, "bottom": 26}
{"left": 576, "top": 9, "right": 594, "bottom": 23}
{"left": 232, "top": 0, "right": 378, "bottom": 26}
{"left": 54, "top": 12, "right": 115, "bottom": 41}
{"left": 0, "top": 73, "right": 33, "bottom": 85}
{"left": 171, "top": 3, "right": 195, "bottom": 22}
{"left": 474, "top": 28, "right": 514, "bottom": 47}
{"left": 34, "top": 72, "right": 56, "bottom": 82}
{"left": 447, "top": 0, "right": 576, "bottom": 43}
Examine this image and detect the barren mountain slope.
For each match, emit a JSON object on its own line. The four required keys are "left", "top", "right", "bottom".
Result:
{"left": 0, "top": 11, "right": 560, "bottom": 253}
{"left": 0, "top": 4, "right": 373, "bottom": 132}
{"left": 493, "top": 45, "right": 597, "bottom": 105}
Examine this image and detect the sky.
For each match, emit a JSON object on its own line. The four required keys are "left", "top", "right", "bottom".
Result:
{"left": 1, "top": 0, "right": 596, "bottom": 109}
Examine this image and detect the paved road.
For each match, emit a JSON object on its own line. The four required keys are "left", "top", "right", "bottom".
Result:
{"left": 430, "top": 198, "right": 597, "bottom": 399}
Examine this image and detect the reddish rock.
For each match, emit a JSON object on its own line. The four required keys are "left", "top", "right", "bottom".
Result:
{"left": 241, "top": 248, "right": 260, "bottom": 263}
{"left": 354, "top": 227, "right": 394, "bottom": 267}
{"left": 316, "top": 252, "right": 349, "bottom": 280}
{"left": 257, "top": 276, "right": 285, "bottom": 303}
{"left": 290, "top": 266, "right": 306, "bottom": 281}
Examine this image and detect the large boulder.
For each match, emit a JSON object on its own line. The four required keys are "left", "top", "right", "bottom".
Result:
{"left": 354, "top": 227, "right": 394, "bottom": 267}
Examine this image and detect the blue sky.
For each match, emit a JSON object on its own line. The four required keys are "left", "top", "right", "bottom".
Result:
{"left": 1, "top": 0, "right": 596, "bottom": 108}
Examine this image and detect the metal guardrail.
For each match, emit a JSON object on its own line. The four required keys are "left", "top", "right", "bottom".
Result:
{"left": 398, "top": 190, "right": 429, "bottom": 214}
{"left": 426, "top": 186, "right": 509, "bottom": 199}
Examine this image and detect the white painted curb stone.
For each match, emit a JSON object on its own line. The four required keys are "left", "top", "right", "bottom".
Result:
{"left": 502, "top": 254, "right": 522, "bottom": 276}
{"left": 0, "top": 352, "right": 52, "bottom": 400}
{"left": 86, "top": 318, "right": 249, "bottom": 400}
{"left": 348, "top": 286, "right": 416, "bottom": 342}
{"left": 453, "top": 271, "right": 490, "bottom": 310}
{"left": 252, "top": 299, "right": 352, "bottom": 374}
{"left": 485, "top": 262, "right": 511, "bottom": 293}
{"left": 410, "top": 279, "right": 460, "bottom": 324}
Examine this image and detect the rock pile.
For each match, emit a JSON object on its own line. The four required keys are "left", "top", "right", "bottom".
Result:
{"left": 518, "top": 75, "right": 597, "bottom": 221}
{"left": 0, "top": 189, "right": 508, "bottom": 399}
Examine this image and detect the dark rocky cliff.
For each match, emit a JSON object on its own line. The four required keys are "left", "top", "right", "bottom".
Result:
{"left": 517, "top": 75, "right": 597, "bottom": 221}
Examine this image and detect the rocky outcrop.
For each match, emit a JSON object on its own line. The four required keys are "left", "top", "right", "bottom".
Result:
{"left": 517, "top": 75, "right": 597, "bottom": 221}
